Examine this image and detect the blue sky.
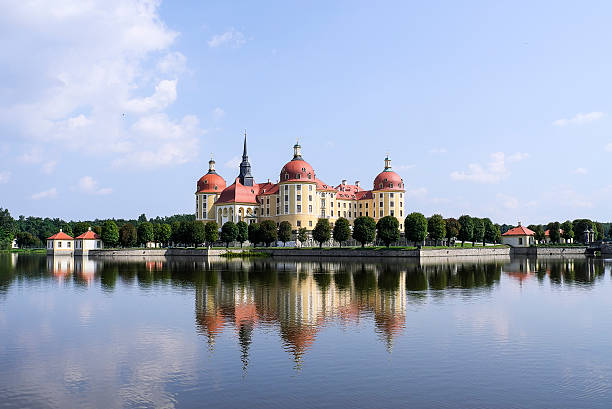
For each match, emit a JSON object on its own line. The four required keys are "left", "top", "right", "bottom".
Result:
{"left": 1, "top": 0, "right": 611, "bottom": 224}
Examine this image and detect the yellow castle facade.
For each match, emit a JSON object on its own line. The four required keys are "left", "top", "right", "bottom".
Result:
{"left": 195, "top": 135, "right": 406, "bottom": 231}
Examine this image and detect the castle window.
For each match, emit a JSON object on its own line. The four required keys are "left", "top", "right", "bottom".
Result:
{"left": 366, "top": 211, "right": 369, "bottom": 217}
{"left": 390, "top": 201, "right": 394, "bottom": 207}
{"left": 285, "top": 205, "right": 289, "bottom": 213}
{"left": 379, "top": 183, "right": 383, "bottom": 188}
{"left": 297, "top": 220, "right": 301, "bottom": 227}
{"left": 400, "top": 193, "right": 403, "bottom": 198}
{"left": 297, "top": 205, "right": 302, "bottom": 213}
{"left": 285, "top": 185, "right": 289, "bottom": 192}
{"left": 360, "top": 212, "right": 362, "bottom": 216}
{"left": 308, "top": 195, "right": 312, "bottom": 201}
{"left": 343, "top": 211, "right": 346, "bottom": 217}
{"left": 308, "top": 173, "right": 311, "bottom": 179}
{"left": 285, "top": 195, "right": 289, "bottom": 201}
{"left": 254, "top": 209, "right": 258, "bottom": 215}
{"left": 400, "top": 202, "right": 403, "bottom": 207}
{"left": 390, "top": 193, "right": 394, "bottom": 198}
{"left": 390, "top": 183, "right": 393, "bottom": 188}
{"left": 390, "top": 210, "right": 394, "bottom": 216}
{"left": 308, "top": 185, "right": 313, "bottom": 191}
{"left": 384, "top": 178, "right": 387, "bottom": 182}
{"left": 297, "top": 194, "right": 302, "bottom": 201}
{"left": 267, "top": 208, "right": 270, "bottom": 215}
{"left": 302, "top": 167, "right": 306, "bottom": 172}
{"left": 349, "top": 211, "right": 351, "bottom": 217}
{"left": 366, "top": 203, "right": 369, "bottom": 208}
{"left": 277, "top": 207, "right": 280, "bottom": 214}
{"left": 266, "top": 198, "right": 270, "bottom": 204}
{"left": 309, "top": 221, "right": 312, "bottom": 227}
{"left": 297, "top": 185, "right": 301, "bottom": 190}
{"left": 297, "top": 174, "right": 301, "bottom": 179}
{"left": 379, "top": 210, "right": 383, "bottom": 217}
{"left": 277, "top": 197, "right": 280, "bottom": 203}
{"left": 359, "top": 203, "right": 362, "bottom": 208}
{"left": 308, "top": 205, "right": 312, "bottom": 213}
{"left": 400, "top": 210, "right": 403, "bottom": 217}
{"left": 343, "top": 202, "right": 346, "bottom": 208}
{"left": 285, "top": 173, "right": 289, "bottom": 180}
{"left": 380, "top": 201, "right": 383, "bottom": 207}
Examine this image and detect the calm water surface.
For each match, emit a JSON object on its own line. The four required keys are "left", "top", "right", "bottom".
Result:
{"left": 0, "top": 254, "right": 611, "bottom": 408}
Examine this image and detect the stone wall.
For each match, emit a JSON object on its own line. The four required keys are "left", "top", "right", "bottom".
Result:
{"left": 511, "top": 247, "right": 588, "bottom": 256}
{"left": 87, "top": 248, "right": 230, "bottom": 257}
{"left": 258, "top": 247, "right": 510, "bottom": 258}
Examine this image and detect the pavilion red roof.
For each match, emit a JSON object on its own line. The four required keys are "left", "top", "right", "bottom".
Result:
{"left": 502, "top": 225, "right": 535, "bottom": 236}
{"left": 75, "top": 230, "right": 100, "bottom": 240}
{"left": 47, "top": 231, "right": 74, "bottom": 240}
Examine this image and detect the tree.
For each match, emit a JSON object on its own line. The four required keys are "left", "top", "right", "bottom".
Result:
{"left": 16, "top": 231, "right": 38, "bottom": 248}
{"left": 445, "top": 218, "right": 461, "bottom": 242}
{"left": 220, "top": 221, "right": 238, "bottom": 248}
{"left": 560, "top": 220, "right": 574, "bottom": 242}
{"left": 297, "top": 227, "right": 308, "bottom": 244}
{"left": 457, "top": 215, "right": 474, "bottom": 247}
{"left": 352, "top": 216, "right": 376, "bottom": 248}
{"left": 157, "top": 223, "right": 172, "bottom": 246}
{"left": 73, "top": 222, "right": 90, "bottom": 238}
{"left": 60, "top": 223, "right": 73, "bottom": 237}
{"left": 138, "top": 213, "right": 147, "bottom": 223}
{"left": 278, "top": 221, "right": 292, "bottom": 246}
{"left": 137, "top": 222, "right": 154, "bottom": 245}
{"left": 493, "top": 224, "right": 502, "bottom": 244}
{"left": 236, "top": 221, "right": 249, "bottom": 247}
{"left": 260, "top": 220, "right": 278, "bottom": 246}
{"left": 312, "top": 219, "right": 331, "bottom": 248}
{"left": 573, "top": 219, "right": 594, "bottom": 243}
{"left": 92, "top": 225, "right": 102, "bottom": 236}
{"left": 547, "top": 222, "right": 561, "bottom": 244}
{"left": 376, "top": 216, "right": 400, "bottom": 248}
{"left": 0, "top": 208, "right": 15, "bottom": 250}
{"left": 182, "top": 221, "right": 196, "bottom": 246}
{"left": 170, "top": 221, "right": 182, "bottom": 245}
{"left": 119, "top": 223, "right": 137, "bottom": 247}
{"left": 101, "top": 220, "right": 119, "bottom": 247}
{"left": 595, "top": 222, "right": 605, "bottom": 241}
{"left": 483, "top": 218, "right": 497, "bottom": 245}
{"left": 471, "top": 218, "right": 484, "bottom": 247}
{"left": 204, "top": 221, "right": 218, "bottom": 246}
{"left": 428, "top": 214, "right": 446, "bottom": 246}
{"left": 248, "top": 223, "right": 261, "bottom": 247}
{"left": 333, "top": 217, "right": 351, "bottom": 247}
{"left": 528, "top": 224, "right": 545, "bottom": 242}
{"left": 405, "top": 212, "right": 428, "bottom": 245}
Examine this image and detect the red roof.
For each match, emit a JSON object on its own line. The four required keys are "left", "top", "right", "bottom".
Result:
{"left": 75, "top": 230, "right": 100, "bottom": 240}
{"left": 216, "top": 178, "right": 260, "bottom": 204}
{"left": 544, "top": 229, "right": 564, "bottom": 236}
{"left": 373, "top": 170, "right": 404, "bottom": 191}
{"left": 355, "top": 190, "right": 373, "bottom": 200}
{"left": 280, "top": 159, "right": 316, "bottom": 182}
{"left": 196, "top": 172, "right": 226, "bottom": 193}
{"left": 315, "top": 178, "right": 336, "bottom": 191}
{"left": 502, "top": 225, "right": 535, "bottom": 236}
{"left": 259, "top": 182, "right": 279, "bottom": 195}
{"left": 334, "top": 182, "right": 364, "bottom": 193}
{"left": 47, "top": 231, "right": 74, "bottom": 240}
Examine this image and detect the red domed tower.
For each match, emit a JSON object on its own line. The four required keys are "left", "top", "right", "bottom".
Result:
{"left": 195, "top": 156, "right": 226, "bottom": 221}
{"left": 279, "top": 141, "right": 316, "bottom": 182}
{"left": 372, "top": 155, "right": 405, "bottom": 228}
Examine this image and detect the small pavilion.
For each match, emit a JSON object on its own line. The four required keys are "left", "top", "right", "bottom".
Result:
{"left": 74, "top": 227, "right": 103, "bottom": 255}
{"left": 47, "top": 229, "right": 74, "bottom": 255}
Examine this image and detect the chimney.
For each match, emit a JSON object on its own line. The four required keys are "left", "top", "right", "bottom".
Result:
{"left": 518, "top": 221, "right": 522, "bottom": 226}
{"left": 88, "top": 227, "right": 92, "bottom": 231}
{"left": 59, "top": 228, "right": 63, "bottom": 232}
{"left": 355, "top": 181, "right": 360, "bottom": 188}
{"left": 342, "top": 179, "right": 346, "bottom": 185}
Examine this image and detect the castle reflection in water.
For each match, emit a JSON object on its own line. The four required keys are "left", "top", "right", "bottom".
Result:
{"left": 1, "top": 254, "right": 606, "bottom": 366}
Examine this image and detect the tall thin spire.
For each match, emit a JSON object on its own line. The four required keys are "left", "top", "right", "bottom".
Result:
{"left": 238, "top": 130, "right": 254, "bottom": 186}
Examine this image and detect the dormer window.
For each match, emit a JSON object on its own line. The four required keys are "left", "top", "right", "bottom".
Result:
{"left": 297, "top": 174, "right": 301, "bottom": 179}
{"left": 285, "top": 173, "right": 289, "bottom": 180}
{"left": 302, "top": 167, "right": 306, "bottom": 172}
{"left": 379, "top": 183, "right": 383, "bottom": 188}
{"left": 214, "top": 186, "right": 218, "bottom": 190}
{"left": 308, "top": 173, "right": 311, "bottom": 179}
{"left": 390, "top": 183, "right": 393, "bottom": 188}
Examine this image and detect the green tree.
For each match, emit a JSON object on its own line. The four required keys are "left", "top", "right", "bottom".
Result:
{"left": 560, "top": 220, "right": 574, "bottom": 242}
{"left": 573, "top": 219, "right": 594, "bottom": 243}
{"left": 483, "top": 218, "right": 496, "bottom": 245}
{"left": 170, "top": 221, "right": 182, "bottom": 245}
{"left": 260, "top": 220, "right": 278, "bottom": 247}
{"left": 16, "top": 231, "right": 38, "bottom": 248}
{"left": 73, "top": 222, "right": 90, "bottom": 238}
{"left": 528, "top": 224, "right": 545, "bottom": 243}
{"left": 333, "top": 217, "right": 351, "bottom": 247}
{"left": 119, "top": 223, "right": 137, "bottom": 247}
{"left": 278, "top": 221, "right": 292, "bottom": 246}
{"left": 547, "top": 222, "right": 561, "bottom": 244}
{"left": 60, "top": 222, "right": 73, "bottom": 237}
{"left": 204, "top": 221, "right": 218, "bottom": 246}
{"left": 297, "top": 227, "right": 309, "bottom": 244}
{"left": 312, "top": 219, "right": 331, "bottom": 248}
{"left": 376, "top": 215, "right": 400, "bottom": 247}
{"left": 428, "top": 214, "right": 446, "bottom": 246}
{"left": 101, "top": 220, "right": 119, "bottom": 247}
{"left": 0, "top": 208, "right": 15, "bottom": 250}
{"left": 493, "top": 224, "right": 502, "bottom": 244}
{"left": 445, "top": 218, "right": 461, "bottom": 242}
{"left": 220, "top": 221, "right": 238, "bottom": 247}
{"left": 471, "top": 217, "right": 484, "bottom": 247}
{"left": 137, "top": 222, "right": 154, "bottom": 245}
{"left": 248, "top": 223, "right": 261, "bottom": 247}
{"left": 157, "top": 223, "right": 172, "bottom": 246}
{"left": 457, "top": 215, "right": 473, "bottom": 247}
{"left": 138, "top": 213, "right": 147, "bottom": 223}
{"left": 595, "top": 222, "right": 605, "bottom": 241}
{"left": 352, "top": 216, "right": 376, "bottom": 248}
{"left": 236, "top": 221, "right": 249, "bottom": 247}
{"left": 92, "top": 225, "right": 102, "bottom": 236}
{"left": 405, "top": 212, "right": 428, "bottom": 245}
{"left": 182, "top": 221, "right": 196, "bottom": 246}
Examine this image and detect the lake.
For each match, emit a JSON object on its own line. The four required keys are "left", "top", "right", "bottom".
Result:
{"left": 0, "top": 254, "right": 611, "bottom": 408}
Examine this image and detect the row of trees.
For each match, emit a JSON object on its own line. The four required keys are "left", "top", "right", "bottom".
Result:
{"left": 527, "top": 219, "right": 607, "bottom": 244}
{"left": 404, "top": 213, "right": 502, "bottom": 246}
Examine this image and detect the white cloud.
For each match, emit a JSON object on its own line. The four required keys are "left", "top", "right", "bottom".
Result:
{"left": 0, "top": 0, "right": 202, "bottom": 170}
{"left": 496, "top": 193, "right": 519, "bottom": 209}
{"left": 212, "top": 107, "right": 225, "bottom": 120}
{"left": 156, "top": 51, "right": 186, "bottom": 75}
{"left": 543, "top": 187, "right": 593, "bottom": 209}
{"left": 124, "top": 80, "right": 177, "bottom": 113}
{"left": 450, "top": 152, "right": 529, "bottom": 183}
{"left": 18, "top": 147, "right": 43, "bottom": 163}
{"left": 553, "top": 112, "right": 605, "bottom": 126}
{"left": 605, "top": 142, "right": 612, "bottom": 152}
{"left": 573, "top": 167, "right": 588, "bottom": 175}
{"left": 42, "top": 161, "right": 57, "bottom": 174}
{"left": 395, "top": 164, "right": 416, "bottom": 171}
{"left": 224, "top": 156, "right": 241, "bottom": 169}
{"left": 0, "top": 171, "right": 11, "bottom": 184}
{"left": 76, "top": 176, "right": 112, "bottom": 195}
{"left": 405, "top": 187, "right": 427, "bottom": 198}
{"left": 208, "top": 28, "right": 246, "bottom": 48}
{"left": 32, "top": 188, "right": 57, "bottom": 200}
{"left": 429, "top": 147, "right": 447, "bottom": 154}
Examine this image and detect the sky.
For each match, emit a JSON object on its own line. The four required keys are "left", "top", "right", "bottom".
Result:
{"left": 1, "top": 0, "right": 611, "bottom": 224}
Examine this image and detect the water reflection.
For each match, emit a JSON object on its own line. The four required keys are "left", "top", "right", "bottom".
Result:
{"left": 0, "top": 254, "right": 607, "bottom": 364}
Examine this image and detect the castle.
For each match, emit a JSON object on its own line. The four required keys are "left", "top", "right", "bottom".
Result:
{"left": 195, "top": 135, "right": 406, "bottom": 231}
